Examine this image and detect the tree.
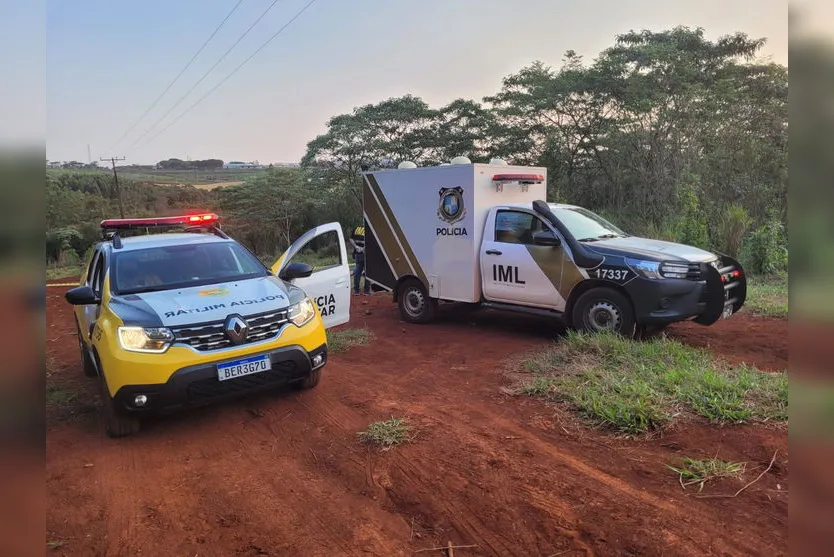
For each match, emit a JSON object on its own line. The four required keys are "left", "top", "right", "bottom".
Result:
{"left": 216, "top": 168, "right": 322, "bottom": 256}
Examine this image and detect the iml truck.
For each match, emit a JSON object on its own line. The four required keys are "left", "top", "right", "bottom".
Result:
{"left": 360, "top": 157, "right": 746, "bottom": 337}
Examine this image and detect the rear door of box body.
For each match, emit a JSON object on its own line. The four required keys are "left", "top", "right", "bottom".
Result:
{"left": 362, "top": 165, "right": 479, "bottom": 302}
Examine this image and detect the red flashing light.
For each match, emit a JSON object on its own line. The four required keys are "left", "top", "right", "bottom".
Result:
{"left": 101, "top": 213, "right": 219, "bottom": 230}
{"left": 492, "top": 173, "right": 544, "bottom": 182}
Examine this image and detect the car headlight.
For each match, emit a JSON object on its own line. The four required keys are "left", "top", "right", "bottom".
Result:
{"left": 625, "top": 258, "right": 689, "bottom": 280}
{"left": 117, "top": 326, "right": 174, "bottom": 353}
{"left": 288, "top": 297, "right": 316, "bottom": 327}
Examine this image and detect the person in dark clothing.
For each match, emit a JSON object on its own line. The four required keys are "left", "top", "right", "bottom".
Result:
{"left": 350, "top": 226, "right": 371, "bottom": 295}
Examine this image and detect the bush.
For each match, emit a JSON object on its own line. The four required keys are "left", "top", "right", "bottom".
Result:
{"left": 741, "top": 218, "right": 788, "bottom": 275}
{"left": 717, "top": 205, "right": 752, "bottom": 258}
{"left": 674, "top": 184, "right": 710, "bottom": 249}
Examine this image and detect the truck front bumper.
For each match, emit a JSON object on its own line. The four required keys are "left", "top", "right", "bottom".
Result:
{"left": 112, "top": 343, "right": 327, "bottom": 414}
{"left": 624, "top": 255, "right": 747, "bottom": 326}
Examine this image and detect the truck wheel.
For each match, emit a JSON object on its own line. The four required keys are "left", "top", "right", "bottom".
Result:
{"left": 75, "top": 320, "right": 98, "bottom": 377}
{"left": 295, "top": 368, "right": 321, "bottom": 390}
{"left": 99, "top": 372, "right": 140, "bottom": 438}
{"left": 397, "top": 279, "right": 437, "bottom": 324}
{"left": 572, "top": 288, "right": 636, "bottom": 337}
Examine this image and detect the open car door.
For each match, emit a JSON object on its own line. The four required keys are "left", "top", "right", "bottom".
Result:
{"left": 272, "top": 222, "right": 351, "bottom": 328}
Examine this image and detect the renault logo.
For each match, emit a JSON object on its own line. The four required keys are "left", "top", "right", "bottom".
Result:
{"left": 224, "top": 314, "right": 249, "bottom": 345}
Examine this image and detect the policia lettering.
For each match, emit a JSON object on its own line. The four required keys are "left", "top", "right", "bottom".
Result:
{"left": 164, "top": 295, "right": 285, "bottom": 318}
{"left": 314, "top": 293, "right": 336, "bottom": 317}
{"left": 492, "top": 264, "right": 525, "bottom": 285}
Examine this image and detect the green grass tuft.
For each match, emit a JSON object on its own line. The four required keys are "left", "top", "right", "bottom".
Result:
{"left": 667, "top": 457, "right": 746, "bottom": 491}
{"left": 46, "top": 381, "right": 78, "bottom": 408}
{"left": 328, "top": 327, "right": 373, "bottom": 353}
{"left": 358, "top": 417, "right": 411, "bottom": 449}
{"left": 745, "top": 273, "right": 788, "bottom": 318}
{"left": 519, "top": 331, "right": 788, "bottom": 435}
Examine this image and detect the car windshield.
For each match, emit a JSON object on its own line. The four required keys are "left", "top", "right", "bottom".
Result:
{"left": 548, "top": 205, "right": 628, "bottom": 241}
{"left": 111, "top": 241, "right": 268, "bottom": 295}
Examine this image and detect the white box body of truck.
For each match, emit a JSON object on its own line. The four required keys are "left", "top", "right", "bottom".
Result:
{"left": 362, "top": 163, "right": 547, "bottom": 303}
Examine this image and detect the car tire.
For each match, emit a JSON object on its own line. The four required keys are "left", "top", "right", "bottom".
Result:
{"left": 99, "top": 370, "right": 140, "bottom": 438}
{"left": 397, "top": 278, "right": 437, "bottom": 324}
{"left": 76, "top": 320, "right": 98, "bottom": 378}
{"left": 572, "top": 288, "right": 636, "bottom": 337}
{"left": 295, "top": 368, "right": 321, "bottom": 390}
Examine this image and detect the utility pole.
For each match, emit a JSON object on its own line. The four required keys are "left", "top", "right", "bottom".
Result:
{"left": 101, "top": 156, "right": 126, "bottom": 218}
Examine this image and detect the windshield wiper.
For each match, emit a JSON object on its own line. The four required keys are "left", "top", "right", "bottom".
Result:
{"left": 119, "top": 285, "right": 174, "bottom": 295}
{"left": 578, "top": 233, "right": 627, "bottom": 242}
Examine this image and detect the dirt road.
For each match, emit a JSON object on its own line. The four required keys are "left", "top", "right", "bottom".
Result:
{"left": 46, "top": 287, "right": 788, "bottom": 556}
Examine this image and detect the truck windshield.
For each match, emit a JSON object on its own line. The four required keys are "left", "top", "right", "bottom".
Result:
{"left": 548, "top": 205, "right": 628, "bottom": 242}
{"left": 111, "top": 241, "right": 268, "bottom": 295}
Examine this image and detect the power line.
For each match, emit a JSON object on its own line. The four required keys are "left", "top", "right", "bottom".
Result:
{"left": 138, "top": 0, "right": 318, "bottom": 150}
{"left": 113, "top": 0, "right": 246, "bottom": 149}
{"left": 129, "top": 0, "right": 284, "bottom": 150}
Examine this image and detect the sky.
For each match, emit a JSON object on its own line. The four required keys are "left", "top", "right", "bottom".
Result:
{"left": 38, "top": 0, "right": 791, "bottom": 165}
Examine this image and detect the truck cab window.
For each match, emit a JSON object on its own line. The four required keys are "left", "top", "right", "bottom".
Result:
{"left": 494, "top": 210, "right": 548, "bottom": 245}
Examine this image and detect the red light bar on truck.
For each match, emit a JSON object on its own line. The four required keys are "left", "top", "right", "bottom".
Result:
{"left": 492, "top": 173, "right": 544, "bottom": 192}
{"left": 100, "top": 213, "right": 219, "bottom": 230}
{"left": 492, "top": 174, "right": 544, "bottom": 183}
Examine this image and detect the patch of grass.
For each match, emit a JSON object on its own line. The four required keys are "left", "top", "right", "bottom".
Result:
{"left": 745, "top": 273, "right": 788, "bottom": 318}
{"left": 358, "top": 417, "right": 410, "bottom": 449}
{"left": 46, "top": 381, "right": 78, "bottom": 408}
{"left": 667, "top": 457, "right": 746, "bottom": 491}
{"left": 328, "top": 327, "right": 373, "bottom": 353}
{"left": 46, "top": 264, "right": 82, "bottom": 281}
{"left": 518, "top": 331, "right": 788, "bottom": 435}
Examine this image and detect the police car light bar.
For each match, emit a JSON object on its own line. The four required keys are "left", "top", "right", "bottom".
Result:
{"left": 492, "top": 174, "right": 544, "bottom": 193}
{"left": 100, "top": 213, "right": 220, "bottom": 230}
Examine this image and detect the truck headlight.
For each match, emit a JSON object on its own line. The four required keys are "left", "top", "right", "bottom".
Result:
{"left": 625, "top": 259, "right": 689, "bottom": 280}
{"left": 117, "top": 326, "right": 175, "bottom": 353}
{"left": 288, "top": 297, "right": 316, "bottom": 327}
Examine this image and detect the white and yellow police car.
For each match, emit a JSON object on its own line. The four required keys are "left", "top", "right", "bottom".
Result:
{"left": 64, "top": 213, "right": 351, "bottom": 437}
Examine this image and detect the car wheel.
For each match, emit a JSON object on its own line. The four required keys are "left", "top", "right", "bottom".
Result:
{"left": 76, "top": 320, "right": 98, "bottom": 378}
{"left": 99, "top": 370, "right": 140, "bottom": 438}
{"left": 572, "top": 288, "right": 636, "bottom": 337}
{"left": 397, "top": 278, "right": 437, "bottom": 324}
{"left": 295, "top": 368, "right": 321, "bottom": 390}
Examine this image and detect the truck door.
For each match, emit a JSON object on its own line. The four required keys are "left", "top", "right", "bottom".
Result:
{"left": 480, "top": 209, "right": 568, "bottom": 310}
{"left": 272, "top": 223, "right": 351, "bottom": 328}
{"left": 77, "top": 248, "right": 105, "bottom": 344}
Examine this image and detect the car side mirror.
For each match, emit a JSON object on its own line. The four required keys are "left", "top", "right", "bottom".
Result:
{"left": 533, "top": 230, "right": 561, "bottom": 247}
{"left": 279, "top": 262, "right": 314, "bottom": 281}
{"left": 65, "top": 285, "right": 100, "bottom": 305}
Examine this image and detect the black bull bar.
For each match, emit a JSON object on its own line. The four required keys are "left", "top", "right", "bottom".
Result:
{"left": 693, "top": 254, "right": 747, "bottom": 326}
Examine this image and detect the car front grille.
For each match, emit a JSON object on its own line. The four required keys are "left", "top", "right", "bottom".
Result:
{"left": 686, "top": 263, "right": 703, "bottom": 281}
{"left": 171, "top": 309, "right": 289, "bottom": 351}
{"left": 185, "top": 360, "right": 300, "bottom": 404}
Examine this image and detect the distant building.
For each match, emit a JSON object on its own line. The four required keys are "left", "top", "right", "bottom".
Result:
{"left": 223, "top": 161, "right": 263, "bottom": 169}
